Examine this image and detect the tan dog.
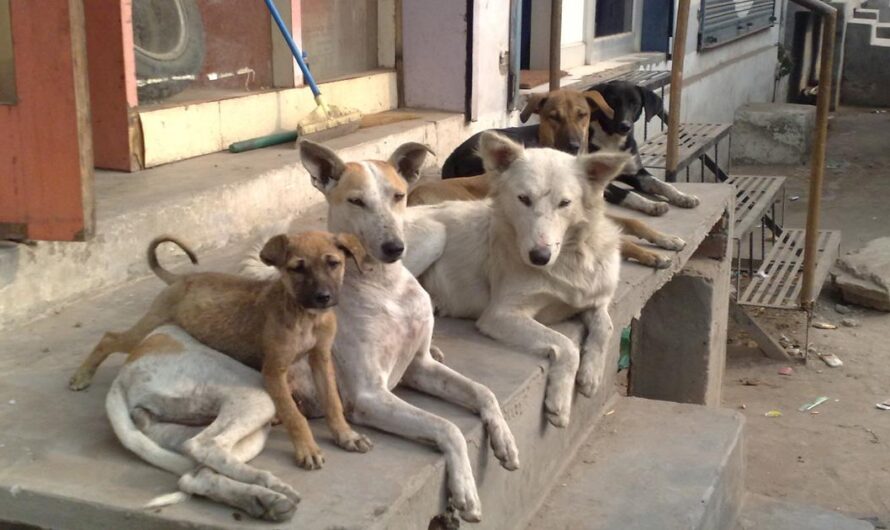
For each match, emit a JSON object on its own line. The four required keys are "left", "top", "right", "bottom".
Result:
{"left": 69, "top": 231, "right": 372, "bottom": 469}
{"left": 408, "top": 174, "right": 685, "bottom": 269}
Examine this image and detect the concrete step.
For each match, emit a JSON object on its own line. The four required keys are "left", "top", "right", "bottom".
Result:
{"left": 0, "top": 110, "right": 469, "bottom": 331}
{"left": 852, "top": 8, "right": 880, "bottom": 20}
{"left": 0, "top": 183, "right": 735, "bottom": 529}
{"left": 526, "top": 397, "right": 746, "bottom": 530}
{"left": 735, "top": 494, "right": 873, "bottom": 530}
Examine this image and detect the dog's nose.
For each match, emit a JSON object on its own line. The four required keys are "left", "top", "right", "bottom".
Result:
{"left": 566, "top": 140, "right": 581, "bottom": 154}
{"left": 616, "top": 121, "right": 632, "bottom": 134}
{"left": 314, "top": 291, "right": 333, "bottom": 306}
{"left": 529, "top": 248, "right": 552, "bottom": 266}
{"left": 381, "top": 240, "right": 405, "bottom": 261}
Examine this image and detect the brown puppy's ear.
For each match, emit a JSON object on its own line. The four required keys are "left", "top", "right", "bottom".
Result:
{"left": 389, "top": 142, "right": 435, "bottom": 184}
{"left": 579, "top": 151, "right": 631, "bottom": 187}
{"left": 519, "top": 93, "right": 548, "bottom": 123}
{"left": 638, "top": 86, "right": 664, "bottom": 123}
{"left": 479, "top": 131, "right": 525, "bottom": 174}
{"left": 260, "top": 234, "right": 290, "bottom": 268}
{"left": 334, "top": 233, "right": 367, "bottom": 273}
{"left": 584, "top": 90, "right": 615, "bottom": 120}
{"left": 299, "top": 140, "right": 346, "bottom": 193}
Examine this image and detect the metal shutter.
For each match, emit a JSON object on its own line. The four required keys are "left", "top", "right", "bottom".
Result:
{"left": 698, "top": 0, "right": 777, "bottom": 50}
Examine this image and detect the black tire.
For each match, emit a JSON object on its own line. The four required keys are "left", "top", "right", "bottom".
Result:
{"left": 133, "top": 0, "right": 205, "bottom": 102}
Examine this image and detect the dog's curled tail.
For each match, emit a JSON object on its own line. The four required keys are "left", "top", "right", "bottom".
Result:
{"left": 105, "top": 379, "right": 194, "bottom": 476}
{"left": 147, "top": 236, "right": 198, "bottom": 285}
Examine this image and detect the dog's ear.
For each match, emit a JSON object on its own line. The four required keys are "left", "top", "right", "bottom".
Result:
{"left": 260, "top": 234, "right": 290, "bottom": 268}
{"left": 584, "top": 90, "right": 615, "bottom": 120}
{"left": 579, "top": 151, "right": 631, "bottom": 186}
{"left": 389, "top": 142, "right": 435, "bottom": 184}
{"left": 479, "top": 131, "right": 524, "bottom": 173}
{"left": 519, "top": 93, "right": 548, "bottom": 123}
{"left": 334, "top": 233, "right": 367, "bottom": 273}
{"left": 299, "top": 140, "right": 346, "bottom": 193}
{"left": 638, "top": 86, "right": 664, "bottom": 123}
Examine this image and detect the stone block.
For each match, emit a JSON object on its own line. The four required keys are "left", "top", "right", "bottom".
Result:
{"left": 833, "top": 237, "right": 890, "bottom": 311}
{"left": 731, "top": 103, "right": 815, "bottom": 165}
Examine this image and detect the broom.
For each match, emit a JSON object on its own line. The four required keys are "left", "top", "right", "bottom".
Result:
{"left": 229, "top": 0, "right": 361, "bottom": 152}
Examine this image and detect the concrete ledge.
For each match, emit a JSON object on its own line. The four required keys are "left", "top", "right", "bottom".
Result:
{"left": 0, "top": 185, "right": 733, "bottom": 529}
{"left": 526, "top": 397, "right": 746, "bottom": 530}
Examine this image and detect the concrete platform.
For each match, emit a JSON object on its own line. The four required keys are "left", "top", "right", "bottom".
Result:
{"left": 0, "top": 185, "right": 733, "bottom": 529}
{"left": 526, "top": 397, "right": 746, "bottom": 530}
{"left": 0, "top": 110, "right": 467, "bottom": 331}
{"left": 735, "top": 494, "right": 873, "bottom": 530}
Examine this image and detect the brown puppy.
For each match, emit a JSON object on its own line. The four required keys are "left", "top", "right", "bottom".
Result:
{"left": 69, "top": 231, "right": 372, "bottom": 469}
{"left": 409, "top": 175, "right": 685, "bottom": 269}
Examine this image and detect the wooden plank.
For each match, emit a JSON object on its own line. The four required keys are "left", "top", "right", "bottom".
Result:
{"left": 0, "top": 0, "right": 94, "bottom": 241}
{"left": 83, "top": 0, "right": 138, "bottom": 171}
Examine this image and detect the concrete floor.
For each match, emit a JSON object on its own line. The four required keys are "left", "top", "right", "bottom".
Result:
{"left": 725, "top": 107, "right": 890, "bottom": 525}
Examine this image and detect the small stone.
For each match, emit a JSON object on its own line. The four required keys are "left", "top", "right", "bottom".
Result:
{"left": 73, "top": 322, "right": 82, "bottom": 328}
{"left": 746, "top": 340, "right": 759, "bottom": 349}
{"left": 787, "top": 347, "right": 801, "bottom": 356}
{"left": 835, "top": 303, "right": 852, "bottom": 315}
{"left": 41, "top": 347, "right": 50, "bottom": 354}
{"left": 841, "top": 318, "right": 860, "bottom": 328}
{"left": 7, "top": 400, "right": 15, "bottom": 405}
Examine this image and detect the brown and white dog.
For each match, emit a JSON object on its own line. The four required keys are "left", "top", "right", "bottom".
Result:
{"left": 70, "top": 232, "right": 373, "bottom": 470}
{"left": 241, "top": 141, "right": 520, "bottom": 522}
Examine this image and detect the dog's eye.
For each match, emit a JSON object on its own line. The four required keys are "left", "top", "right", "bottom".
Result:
{"left": 577, "top": 111, "right": 588, "bottom": 120}
{"left": 348, "top": 197, "right": 366, "bottom": 208}
{"left": 518, "top": 194, "right": 532, "bottom": 206}
{"left": 393, "top": 192, "right": 405, "bottom": 202}
{"left": 327, "top": 259, "right": 341, "bottom": 269}
{"left": 289, "top": 262, "right": 306, "bottom": 273}
{"left": 549, "top": 114, "right": 562, "bottom": 123}
{"left": 558, "top": 199, "right": 572, "bottom": 208}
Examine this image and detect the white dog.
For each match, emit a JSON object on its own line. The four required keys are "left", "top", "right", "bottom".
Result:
{"left": 242, "top": 141, "right": 520, "bottom": 522}
{"left": 403, "top": 132, "right": 629, "bottom": 427}
{"left": 106, "top": 325, "right": 301, "bottom": 521}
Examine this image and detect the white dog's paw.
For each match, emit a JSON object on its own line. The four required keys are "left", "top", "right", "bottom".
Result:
{"left": 543, "top": 382, "right": 572, "bottom": 428}
{"left": 657, "top": 235, "right": 686, "bottom": 251}
{"left": 449, "top": 474, "right": 482, "bottom": 522}
{"left": 486, "top": 416, "right": 520, "bottom": 471}
{"left": 430, "top": 345, "right": 446, "bottom": 363}
{"left": 256, "top": 471, "right": 302, "bottom": 504}
{"left": 672, "top": 194, "right": 700, "bottom": 209}
{"left": 249, "top": 489, "right": 298, "bottom": 522}
{"left": 651, "top": 254, "right": 673, "bottom": 270}
{"left": 335, "top": 430, "right": 373, "bottom": 453}
{"left": 575, "top": 361, "right": 603, "bottom": 398}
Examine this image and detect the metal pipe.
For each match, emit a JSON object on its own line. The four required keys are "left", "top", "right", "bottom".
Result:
{"left": 549, "top": 0, "right": 563, "bottom": 91}
{"left": 791, "top": 0, "right": 836, "bottom": 311}
{"left": 666, "top": 0, "right": 692, "bottom": 178}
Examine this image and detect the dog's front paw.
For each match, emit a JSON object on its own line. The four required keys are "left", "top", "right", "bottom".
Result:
{"left": 68, "top": 370, "right": 93, "bottom": 391}
{"left": 576, "top": 363, "right": 603, "bottom": 397}
{"left": 645, "top": 202, "right": 670, "bottom": 216}
{"left": 450, "top": 474, "right": 482, "bottom": 522}
{"left": 486, "top": 416, "right": 520, "bottom": 471}
{"left": 672, "top": 194, "right": 700, "bottom": 208}
{"left": 651, "top": 254, "right": 673, "bottom": 269}
{"left": 657, "top": 235, "right": 686, "bottom": 251}
{"left": 251, "top": 489, "right": 299, "bottom": 522}
{"left": 256, "top": 470, "right": 302, "bottom": 504}
{"left": 294, "top": 442, "right": 325, "bottom": 470}
{"left": 335, "top": 429, "right": 373, "bottom": 453}
{"left": 543, "top": 389, "right": 571, "bottom": 428}
{"left": 430, "top": 345, "right": 446, "bottom": 363}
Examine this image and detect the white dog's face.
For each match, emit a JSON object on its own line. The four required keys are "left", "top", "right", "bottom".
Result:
{"left": 299, "top": 141, "right": 433, "bottom": 264}
{"left": 481, "top": 131, "right": 629, "bottom": 268}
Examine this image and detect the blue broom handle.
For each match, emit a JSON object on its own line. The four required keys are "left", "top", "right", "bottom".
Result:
{"left": 263, "top": 0, "right": 321, "bottom": 97}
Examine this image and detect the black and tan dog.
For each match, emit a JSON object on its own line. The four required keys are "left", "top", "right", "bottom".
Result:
{"left": 439, "top": 82, "right": 700, "bottom": 216}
